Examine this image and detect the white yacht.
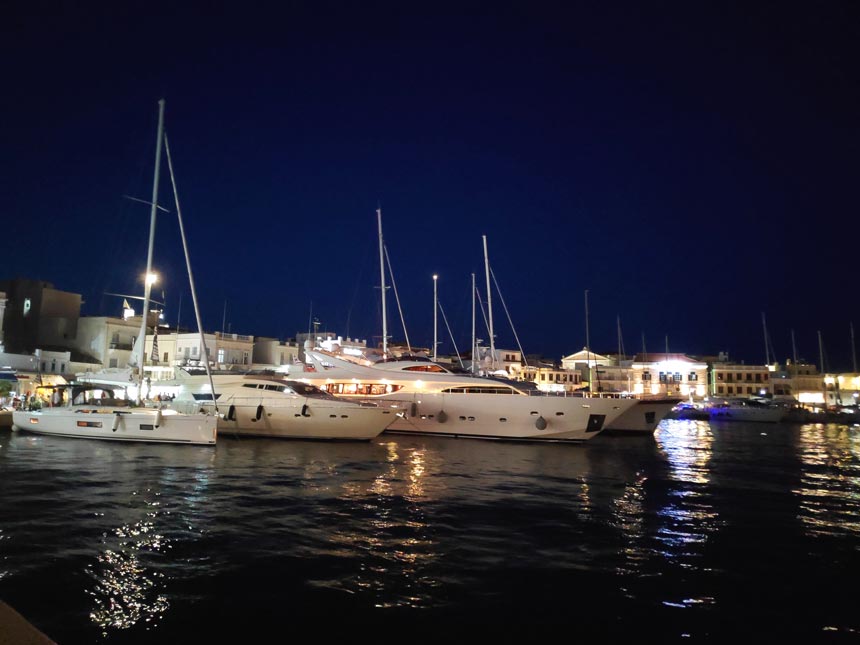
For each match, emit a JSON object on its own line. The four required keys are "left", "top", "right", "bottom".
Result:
{"left": 603, "top": 397, "right": 681, "bottom": 435}
{"left": 707, "top": 398, "right": 786, "bottom": 423}
{"left": 12, "top": 384, "right": 216, "bottom": 445}
{"left": 165, "top": 371, "right": 396, "bottom": 441}
{"left": 291, "top": 350, "right": 637, "bottom": 442}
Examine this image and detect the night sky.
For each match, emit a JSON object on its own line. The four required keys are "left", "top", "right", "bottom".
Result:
{"left": 3, "top": 2, "right": 858, "bottom": 369}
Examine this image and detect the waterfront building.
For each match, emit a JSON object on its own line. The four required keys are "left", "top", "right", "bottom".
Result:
{"left": 710, "top": 362, "right": 773, "bottom": 397}
{"left": 0, "top": 279, "right": 81, "bottom": 353}
{"left": 253, "top": 337, "right": 300, "bottom": 368}
{"left": 520, "top": 364, "right": 582, "bottom": 392}
{"left": 631, "top": 353, "right": 709, "bottom": 398}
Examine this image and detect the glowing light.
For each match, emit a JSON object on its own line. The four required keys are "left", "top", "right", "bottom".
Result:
{"left": 145, "top": 272, "right": 159, "bottom": 286}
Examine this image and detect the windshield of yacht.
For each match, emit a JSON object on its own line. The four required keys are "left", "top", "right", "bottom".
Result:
{"left": 283, "top": 381, "right": 339, "bottom": 399}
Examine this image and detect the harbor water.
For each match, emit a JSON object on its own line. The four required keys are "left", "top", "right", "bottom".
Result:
{"left": 1, "top": 419, "right": 859, "bottom": 643}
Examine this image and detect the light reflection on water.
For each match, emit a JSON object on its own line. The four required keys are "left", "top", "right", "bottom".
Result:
{"left": 794, "top": 423, "right": 860, "bottom": 538}
{"left": 654, "top": 420, "right": 720, "bottom": 553}
{"left": 86, "top": 490, "right": 169, "bottom": 634}
{"left": 2, "top": 424, "right": 860, "bottom": 640}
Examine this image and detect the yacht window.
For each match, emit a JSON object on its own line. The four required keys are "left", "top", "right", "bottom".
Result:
{"left": 441, "top": 386, "right": 517, "bottom": 394}
{"left": 402, "top": 365, "right": 448, "bottom": 373}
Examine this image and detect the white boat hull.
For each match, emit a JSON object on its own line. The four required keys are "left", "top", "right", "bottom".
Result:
{"left": 379, "top": 393, "right": 636, "bottom": 442}
{"left": 604, "top": 399, "right": 679, "bottom": 434}
{"left": 12, "top": 407, "right": 216, "bottom": 445}
{"left": 177, "top": 397, "right": 395, "bottom": 441}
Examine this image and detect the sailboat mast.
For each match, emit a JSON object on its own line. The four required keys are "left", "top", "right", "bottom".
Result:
{"left": 617, "top": 315, "right": 623, "bottom": 361}
{"left": 432, "top": 274, "right": 438, "bottom": 362}
{"left": 584, "top": 289, "right": 591, "bottom": 394}
{"left": 791, "top": 329, "right": 798, "bottom": 364}
{"left": 852, "top": 322, "right": 857, "bottom": 373}
{"left": 471, "top": 273, "right": 476, "bottom": 374}
{"left": 818, "top": 330, "right": 827, "bottom": 407}
{"left": 762, "top": 312, "right": 770, "bottom": 365}
{"left": 483, "top": 235, "right": 495, "bottom": 370}
{"left": 377, "top": 208, "right": 388, "bottom": 358}
{"left": 163, "top": 131, "right": 219, "bottom": 414}
{"left": 136, "top": 99, "right": 165, "bottom": 400}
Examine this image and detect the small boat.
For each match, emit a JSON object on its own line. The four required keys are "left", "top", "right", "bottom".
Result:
{"left": 12, "top": 384, "right": 215, "bottom": 445}
{"left": 707, "top": 397, "right": 786, "bottom": 423}
{"left": 603, "top": 397, "right": 682, "bottom": 435}
{"left": 167, "top": 371, "right": 396, "bottom": 440}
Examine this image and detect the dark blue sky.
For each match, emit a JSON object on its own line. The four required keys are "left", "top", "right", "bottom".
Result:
{"left": 3, "top": 2, "right": 858, "bottom": 369}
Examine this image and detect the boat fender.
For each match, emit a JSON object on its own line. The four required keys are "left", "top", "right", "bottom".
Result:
{"left": 409, "top": 402, "right": 418, "bottom": 418}
{"left": 155, "top": 409, "right": 162, "bottom": 428}
{"left": 535, "top": 415, "right": 547, "bottom": 430}
{"left": 301, "top": 403, "right": 311, "bottom": 417}
{"left": 437, "top": 410, "right": 448, "bottom": 423}
{"left": 254, "top": 404, "right": 264, "bottom": 422}
{"left": 226, "top": 405, "right": 236, "bottom": 421}
{"left": 112, "top": 413, "right": 122, "bottom": 432}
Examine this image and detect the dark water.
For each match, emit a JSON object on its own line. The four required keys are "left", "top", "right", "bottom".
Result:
{"left": 1, "top": 419, "right": 859, "bottom": 643}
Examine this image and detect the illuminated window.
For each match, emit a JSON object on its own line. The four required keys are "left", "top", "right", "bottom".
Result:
{"left": 23, "top": 298, "right": 31, "bottom": 316}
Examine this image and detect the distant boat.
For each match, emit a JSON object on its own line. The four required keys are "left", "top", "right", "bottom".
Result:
{"left": 707, "top": 398, "right": 786, "bottom": 423}
{"left": 167, "top": 370, "right": 397, "bottom": 441}
{"left": 12, "top": 100, "right": 217, "bottom": 446}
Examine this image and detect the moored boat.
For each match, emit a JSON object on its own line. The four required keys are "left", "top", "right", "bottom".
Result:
{"left": 167, "top": 371, "right": 396, "bottom": 440}
{"left": 603, "top": 397, "right": 682, "bottom": 435}
{"left": 293, "top": 349, "right": 636, "bottom": 442}
{"left": 12, "top": 384, "right": 216, "bottom": 445}
{"left": 706, "top": 397, "right": 786, "bottom": 423}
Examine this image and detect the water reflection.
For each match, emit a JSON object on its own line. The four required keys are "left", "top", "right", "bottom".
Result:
{"left": 86, "top": 489, "right": 170, "bottom": 634}
{"left": 312, "top": 439, "right": 441, "bottom": 609}
{"left": 794, "top": 423, "right": 860, "bottom": 538}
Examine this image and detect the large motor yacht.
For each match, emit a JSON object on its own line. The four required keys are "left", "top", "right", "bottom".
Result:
{"left": 166, "top": 371, "right": 396, "bottom": 441}
{"left": 290, "top": 350, "right": 637, "bottom": 442}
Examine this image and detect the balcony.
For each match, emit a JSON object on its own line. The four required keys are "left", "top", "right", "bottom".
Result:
{"left": 109, "top": 343, "right": 133, "bottom": 351}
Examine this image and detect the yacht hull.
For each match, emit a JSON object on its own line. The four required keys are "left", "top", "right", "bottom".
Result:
{"left": 180, "top": 398, "right": 394, "bottom": 440}
{"left": 604, "top": 399, "right": 679, "bottom": 435}
{"left": 380, "top": 393, "right": 636, "bottom": 442}
{"left": 12, "top": 407, "right": 217, "bottom": 445}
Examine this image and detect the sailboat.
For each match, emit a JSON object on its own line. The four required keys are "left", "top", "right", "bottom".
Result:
{"left": 12, "top": 100, "right": 217, "bottom": 445}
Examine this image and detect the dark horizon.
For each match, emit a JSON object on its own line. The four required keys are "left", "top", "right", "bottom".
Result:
{"left": 3, "top": 3, "right": 858, "bottom": 370}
